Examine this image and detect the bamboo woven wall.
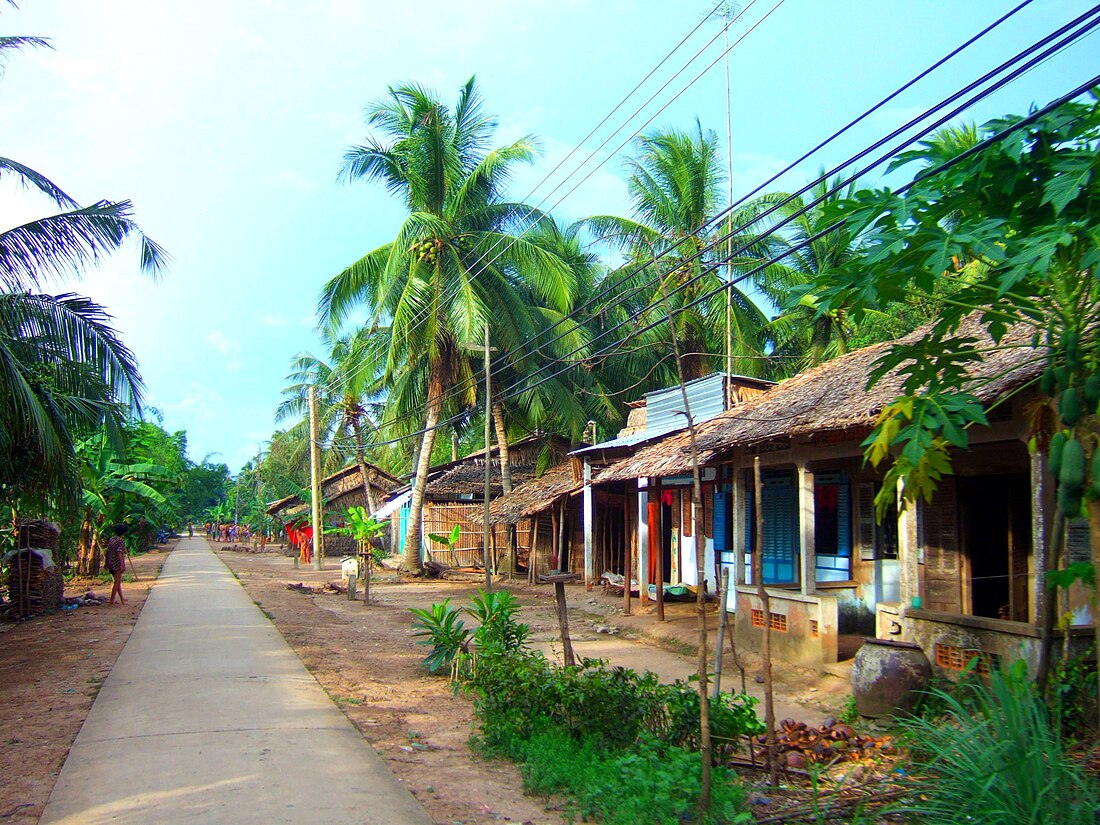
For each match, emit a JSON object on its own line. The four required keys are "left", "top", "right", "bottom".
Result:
{"left": 422, "top": 502, "right": 519, "bottom": 568}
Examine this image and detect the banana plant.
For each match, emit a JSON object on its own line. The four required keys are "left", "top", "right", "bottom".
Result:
{"left": 429, "top": 523, "right": 462, "bottom": 568}
{"left": 75, "top": 431, "right": 178, "bottom": 575}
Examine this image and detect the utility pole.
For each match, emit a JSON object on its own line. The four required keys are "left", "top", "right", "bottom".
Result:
{"left": 309, "top": 385, "right": 324, "bottom": 571}
{"left": 482, "top": 322, "right": 493, "bottom": 592}
{"left": 723, "top": 3, "right": 737, "bottom": 409}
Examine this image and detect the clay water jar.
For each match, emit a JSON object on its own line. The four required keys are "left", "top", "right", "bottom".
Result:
{"left": 851, "top": 638, "right": 932, "bottom": 718}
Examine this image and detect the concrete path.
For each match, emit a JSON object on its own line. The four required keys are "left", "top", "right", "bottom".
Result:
{"left": 41, "top": 537, "right": 432, "bottom": 825}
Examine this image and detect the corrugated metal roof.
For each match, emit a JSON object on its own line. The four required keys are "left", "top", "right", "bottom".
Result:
{"left": 573, "top": 373, "right": 731, "bottom": 455}
{"left": 644, "top": 373, "right": 726, "bottom": 435}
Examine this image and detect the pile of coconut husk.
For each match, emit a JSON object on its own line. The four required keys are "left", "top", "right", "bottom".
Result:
{"left": 769, "top": 718, "right": 898, "bottom": 770}
{"left": 285, "top": 581, "right": 348, "bottom": 596}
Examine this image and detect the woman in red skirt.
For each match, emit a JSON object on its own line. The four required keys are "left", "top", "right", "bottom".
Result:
{"left": 105, "top": 523, "right": 129, "bottom": 605}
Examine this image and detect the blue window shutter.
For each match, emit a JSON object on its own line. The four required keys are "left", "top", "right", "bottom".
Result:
{"left": 713, "top": 491, "right": 728, "bottom": 552}
{"left": 836, "top": 481, "right": 852, "bottom": 557}
{"left": 761, "top": 470, "right": 798, "bottom": 584}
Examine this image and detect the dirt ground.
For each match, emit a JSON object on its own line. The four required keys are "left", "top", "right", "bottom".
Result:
{"left": 216, "top": 546, "right": 852, "bottom": 825}
{"left": 0, "top": 541, "right": 173, "bottom": 824}
{"left": 0, "top": 539, "right": 854, "bottom": 825}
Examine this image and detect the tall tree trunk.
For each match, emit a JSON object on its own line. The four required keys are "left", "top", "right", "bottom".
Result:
{"left": 656, "top": 268, "right": 711, "bottom": 813}
{"left": 351, "top": 416, "right": 377, "bottom": 514}
{"left": 402, "top": 369, "right": 444, "bottom": 574}
{"left": 1036, "top": 509, "right": 1065, "bottom": 693}
{"left": 76, "top": 509, "right": 101, "bottom": 577}
{"left": 492, "top": 401, "right": 519, "bottom": 576}
{"left": 1089, "top": 497, "right": 1100, "bottom": 713}
{"left": 754, "top": 456, "right": 778, "bottom": 787}
{"left": 491, "top": 402, "right": 513, "bottom": 495}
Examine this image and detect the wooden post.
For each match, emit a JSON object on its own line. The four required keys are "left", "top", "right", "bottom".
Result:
{"left": 754, "top": 456, "right": 777, "bottom": 786}
{"left": 551, "top": 505, "right": 560, "bottom": 572}
{"left": 364, "top": 552, "right": 371, "bottom": 606}
{"left": 654, "top": 479, "right": 665, "bottom": 622}
{"left": 558, "top": 499, "right": 568, "bottom": 571}
{"left": 713, "top": 567, "right": 730, "bottom": 699}
{"left": 541, "top": 573, "right": 581, "bottom": 667}
{"left": 583, "top": 459, "right": 594, "bottom": 587}
{"left": 483, "top": 323, "right": 493, "bottom": 592}
{"left": 309, "top": 386, "right": 324, "bottom": 571}
{"left": 623, "top": 490, "right": 632, "bottom": 616}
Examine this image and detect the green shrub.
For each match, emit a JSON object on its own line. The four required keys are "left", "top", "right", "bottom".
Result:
{"left": 408, "top": 599, "right": 470, "bottom": 674}
{"left": 652, "top": 680, "right": 764, "bottom": 761}
{"left": 466, "top": 589, "right": 528, "bottom": 654}
{"left": 898, "top": 663, "right": 1098, "bottom": 825}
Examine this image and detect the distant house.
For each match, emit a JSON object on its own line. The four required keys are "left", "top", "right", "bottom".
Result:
{"left": 485, "top": 373, "right": 772, "bottom": 583}
{"left": 585, "top": 319, "right": 1093, "bottom": 676}
{"left": 265, "top": 461, "right": 402, "bottom": 555}
{"left": 382, "top": 434, "right": 571, "bottom": 568}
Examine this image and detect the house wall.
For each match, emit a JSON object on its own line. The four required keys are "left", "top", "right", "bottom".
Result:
{"left": 732, "top": 586, "right": 839, "bottom": 669}
{"left": 899, "top": 608, "right": 1094, "bottom": 679}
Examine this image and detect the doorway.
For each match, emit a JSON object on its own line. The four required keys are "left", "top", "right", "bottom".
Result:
{"left": 960, "top": 474, "right": 1030, "bottom": 621}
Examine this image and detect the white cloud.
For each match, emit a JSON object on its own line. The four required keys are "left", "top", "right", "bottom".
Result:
{"left": 207, "top": 331, "right": 242, "bottom": 371}
{"left": 262, "top": 314, "right": 288, "bottom": 327}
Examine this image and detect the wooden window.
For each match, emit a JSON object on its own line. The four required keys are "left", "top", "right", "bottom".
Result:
{"left": 923, "top": 478, "right": 962, "bottom": 613}
{"left": 682, "top": 488, "right": 693, "bottom": 537}
{"left": 704, "top": 485, "right": 714, "bottom": 538}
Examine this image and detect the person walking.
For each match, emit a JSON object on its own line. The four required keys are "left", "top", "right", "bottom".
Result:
{"left": 105, "top": 523, "right": 129, "bottom": 606}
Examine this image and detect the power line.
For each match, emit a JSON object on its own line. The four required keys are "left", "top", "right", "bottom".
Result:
{"left": 352, "top": 0, "right": 1086, "bottom": 439}
{"left": 354, "top": 35, "right": 1100, "bottom": 451}
{"left": 306, "top": 2, "right": 1094, "bottom": 456}
{"left": 320, "top": 0, "right": 1042, "bottom": 424}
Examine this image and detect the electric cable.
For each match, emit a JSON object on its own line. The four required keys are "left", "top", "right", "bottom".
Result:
{"left": 366, "top": 2, "right": 1097, "bottom": 435}
{"left": 308, "top": 4, "right": 1095, "bottom": 454}
{"left": 316, "top": 0, "right": 1043, "bottom": 418}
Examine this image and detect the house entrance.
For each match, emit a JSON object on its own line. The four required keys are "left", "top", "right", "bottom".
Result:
{"left": 959, "top": 473, "right": 1030, "bottom": 621}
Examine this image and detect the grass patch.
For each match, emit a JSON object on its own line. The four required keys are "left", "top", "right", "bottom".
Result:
{"left": 896, "top": 665, "right": 1098, "bottom": 824}
{"left": 419, "top": 590, "right": 760, "bottom": 824}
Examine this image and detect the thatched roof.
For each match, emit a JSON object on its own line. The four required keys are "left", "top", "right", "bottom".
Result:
{"left": 425, "top": 461, "right": 539, "bottom": 499}
{"left": 483, "top": 462, "right": 581, "bottom": 525}
{"left": 596, "top": 318, "right": 1042, "bottom": 484}
{"left": 266, "top": 461, "right": 402, "bottom": 518}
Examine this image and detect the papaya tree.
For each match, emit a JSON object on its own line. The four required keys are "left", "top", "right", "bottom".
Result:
{"left": 811, "top": 92, "right": 1100, "bottom": 693}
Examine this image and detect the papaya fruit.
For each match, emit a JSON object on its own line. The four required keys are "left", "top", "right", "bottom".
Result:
{"left": 1049, "top": 431, "right": 1068, "bottom": 479}
{"left": 1060, "top": 387, "right": 1082, "bottom": 427}
{"left": 1084, "top": 374, "right": 1100, "bottom": 411}
{"left": 1054, "top": 366, "right": 1069, "bottom": 393}
{"left": 1059, "top": 483, "right": 1082, "bottom": 518}
{"left": 1059, "top": 437, "right": 1086, "bottom": 492}
{"left": 1065, "top": 330, "right": 1080, "bottom": 372}
{"left": 1040, "top": 366, "right": 1056, "bottom": 396}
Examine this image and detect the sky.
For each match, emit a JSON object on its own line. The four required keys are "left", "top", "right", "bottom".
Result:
{"left": 0, "top": 0, "right": 1094, "bottom": 473}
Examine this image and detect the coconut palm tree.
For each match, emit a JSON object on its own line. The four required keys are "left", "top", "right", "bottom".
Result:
{"left": 577, "top": 120, "right": 779, "bottom": 383}
{"left": 757, "top": 172, "right": 868, "bottom": 376}
{"left": 0, "top": 292, "right": 144, "bottom": 511}
{"left": 0, "top": 30, "right": 166, "bottom": 513}
{"left": 318, "top": 77, "right": 574, "bottom": 573}
{"left": 279, "top": 328, "right": 390, "bottom": 511}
